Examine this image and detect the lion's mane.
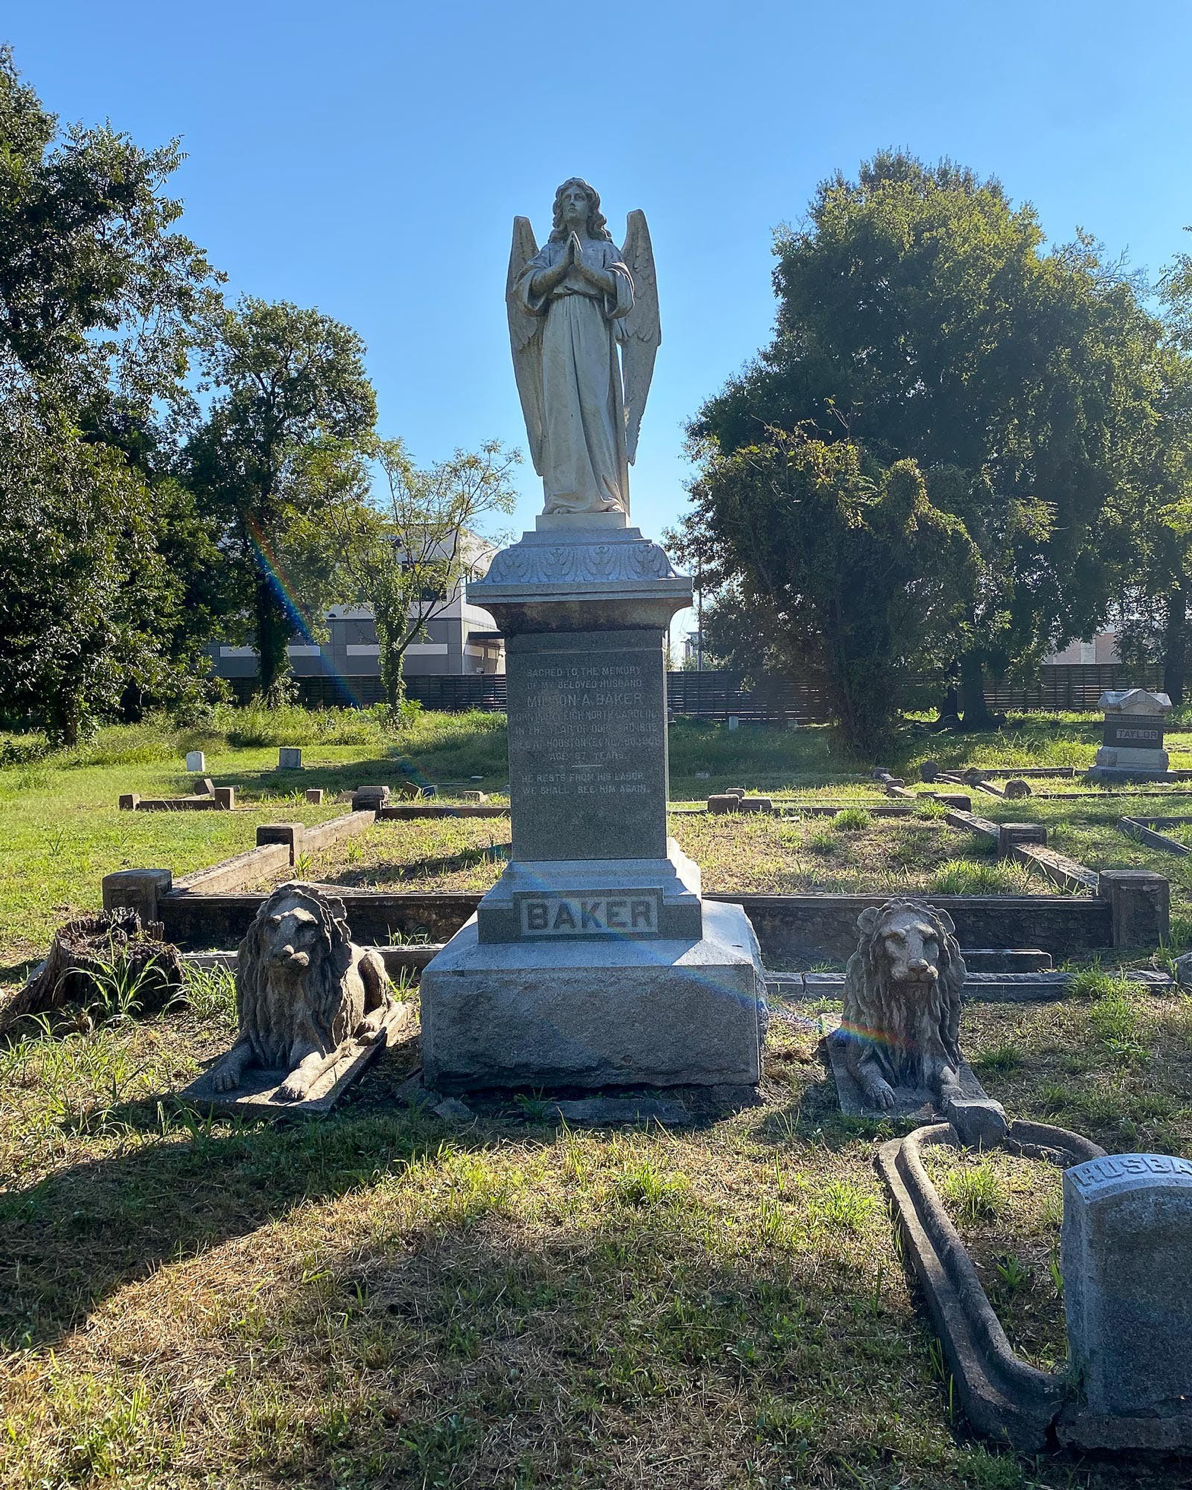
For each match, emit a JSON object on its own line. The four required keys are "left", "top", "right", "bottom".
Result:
{"left": 841, "top": 898, "right": 965, "bottom": 1088}
{"left": 236, "top": 882, "right": 359, "bottom": 1068}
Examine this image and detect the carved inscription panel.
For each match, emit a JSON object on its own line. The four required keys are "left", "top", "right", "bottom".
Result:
{"left": 1068, "top": 1153, "right": 1192, "bottom": 1191}
{"left": 1103, "top": 717, "right": 1165, "bottom": 748}
{"left": 507, "top": 630, "right": 669, "bottom": 862}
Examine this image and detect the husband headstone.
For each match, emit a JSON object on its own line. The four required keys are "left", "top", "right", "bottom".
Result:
{"left": 1061, "top": 1153, "right": 1192, "bottom": 1433}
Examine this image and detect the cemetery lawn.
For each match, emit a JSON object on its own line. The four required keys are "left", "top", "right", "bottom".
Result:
{"left": 9, "top": 708, "right": 1192, "bottom": 985}
{"left": 297, "top": 809, "right": 1051, "bottom": 902}
{"left": 2, "top": 971, "right": 1191, "bottom": 1488}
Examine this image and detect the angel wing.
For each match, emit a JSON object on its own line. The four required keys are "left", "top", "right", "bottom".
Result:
{"left": 507, "top": 216, "right": 546, "bottom": 477}
{"left": 620, "top": 209, "right": 661, "bottom": 465}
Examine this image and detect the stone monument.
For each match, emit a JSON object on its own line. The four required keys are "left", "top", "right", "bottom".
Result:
{"left": 183, "top": 882, "right": 407, "bottom": 1113}
{"left": 1088, "top": 688, "right": 1173, "bottom": 784}
{"left": 1060, "top": 1152, "right": 1192, "bottom": 1448}
{"left": 823, "top": 898, "right": 1007, "bottom": 1147}
{"left": 419, "top": 179, "right": 766, "bottom": 1092}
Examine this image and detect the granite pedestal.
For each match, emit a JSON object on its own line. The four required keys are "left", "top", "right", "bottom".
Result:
{"left": 419, "top": 518, "right": 767, "bottom": 1091}
{"left": 1089, "top": 688, "right": 1174, "bottom": 784}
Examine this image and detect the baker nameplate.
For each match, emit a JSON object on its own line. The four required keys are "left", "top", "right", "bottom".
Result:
{"left": 516, "top": 890, "right": 661, "bottom": 938}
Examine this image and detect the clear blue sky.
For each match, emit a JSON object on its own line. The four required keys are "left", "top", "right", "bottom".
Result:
{"left": 7, "top": 1, "right": 1192, "bottom": 578}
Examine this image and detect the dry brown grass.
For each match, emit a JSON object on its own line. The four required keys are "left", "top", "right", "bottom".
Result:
{"left": 263, "top": 810, "right": 1052, "bottom": 904}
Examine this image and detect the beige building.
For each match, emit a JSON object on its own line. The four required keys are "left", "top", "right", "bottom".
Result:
{"left": 1044, "top": 630, "right": 1121, "bottom": 665}
{"left": 211, "top": 534, "right": 504, "bottom": 698}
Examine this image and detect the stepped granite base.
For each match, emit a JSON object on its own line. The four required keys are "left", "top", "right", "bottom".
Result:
{"left": 421, "top": 898, "right": 765, "bottom": 1092}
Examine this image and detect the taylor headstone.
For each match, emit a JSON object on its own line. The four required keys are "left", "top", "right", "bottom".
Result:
{"left": 1062, "top": 1152, "right": 1192, "bottom": 1420}
{"left": 1089, "top": 690, "right": 1173, "bottom": 784}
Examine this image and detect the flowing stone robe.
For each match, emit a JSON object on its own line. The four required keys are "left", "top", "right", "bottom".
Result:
{"left": 514, "top": 237, "right": 635, "bottom": 514}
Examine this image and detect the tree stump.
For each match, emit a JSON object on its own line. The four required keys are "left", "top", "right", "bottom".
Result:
{"left": 0, "top": 908, "right": 184, "bottom": 1036}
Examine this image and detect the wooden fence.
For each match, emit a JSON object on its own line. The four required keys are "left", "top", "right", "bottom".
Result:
{"left": 226, "top": 664, "right": 1163, "bottom": 719}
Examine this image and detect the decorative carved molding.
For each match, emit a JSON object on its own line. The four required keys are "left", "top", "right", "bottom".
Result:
{"left": 477, "top": 534, "right": 679, "bottom": 588}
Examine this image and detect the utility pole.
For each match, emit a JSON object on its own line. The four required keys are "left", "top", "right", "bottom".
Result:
{"left": 696, "top": 560, "right": 703, "bottom": 672}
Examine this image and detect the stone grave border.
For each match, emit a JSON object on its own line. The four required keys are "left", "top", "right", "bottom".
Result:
{"left": 120, "top": 785, "right": 237, "bottom": 812}
{"left": 876, "top": 1119, "right": 1105, "bottom": 1451}
{"left": 1118, "top": 814, "right": 1192, "bottom": 858}
{"left": 100, "top": 792, "right": 1171, "bottom": 967}
{"left": 120, "top": 885, "right": 1135, "bottom": 970}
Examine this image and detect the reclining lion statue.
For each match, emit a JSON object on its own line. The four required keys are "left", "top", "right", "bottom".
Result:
{"left": 209, "top": 882, "right": 394, "bottom": 1101}
{"left": 838, "top": 897, "right": 967, "bottom": 1111}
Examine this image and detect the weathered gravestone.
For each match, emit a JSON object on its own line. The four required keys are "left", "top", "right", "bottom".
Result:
{"left": 418, "top": 177, "right": 766, "bottom": 1093}
{"left": 1061, "top": 1152, "right": 1192, "bottom": 1445}
{"left": 277, "top": 747, "right": 303, "bottom": 770}
{"left": 1089, "top": 689, "right": 1173, "bottom": 784}
{"left": 352, "top": 784, "right": 390, "bottom": 811}
{"left": 419, "top": 525, "right": 767, "bottom": 1091}
{"left": 185, "top": 750, "right": 206, "bottom": 773}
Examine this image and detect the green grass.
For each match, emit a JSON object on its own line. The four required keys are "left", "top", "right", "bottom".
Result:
{"left": 2, "top": 972, "right": 1191, "bottom": 1486}
{"left": 0, "top": 710, "right": 510, "bottom": 977}
{"left": 7, "top": 708, "right": 1100, "bottom": 979}
{"left": 924, "top": 1146, "right": 1068, "bottom": 1373}
{"left": 6, "top": 705, "right": 1192, "bottom": 1488}
{"left": 931, "top": 859, "right": 1040, "bottom": 896}
{"left": 939, "top": 1159, "right": 1006, "bottom": 1223}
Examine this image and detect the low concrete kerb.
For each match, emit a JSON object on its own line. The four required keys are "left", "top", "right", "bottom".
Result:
{"left": 876, "top": 1120, "right": 1105, "bottom": 1450}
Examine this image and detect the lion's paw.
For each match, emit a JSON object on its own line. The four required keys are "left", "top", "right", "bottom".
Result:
{"left": 212, "top": 1067, "right": 240, "bottom": 1093}
{"left": 276, "top": 1077, "right": 309, "bottom": 1102}
{"left": 871, "top": 1082, "right": 897, "bottom": 1111}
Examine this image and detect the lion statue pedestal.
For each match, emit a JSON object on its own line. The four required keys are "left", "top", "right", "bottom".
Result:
{"left": 181, "top": 883, "right": 412, "bottom": 1116}
{"left": 822, "top": 898, "right": 1007, "bottom": 1148}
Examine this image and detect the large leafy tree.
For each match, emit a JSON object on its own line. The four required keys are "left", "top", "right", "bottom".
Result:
{"left": 692, "top": 152, "right": 1174, "bottom": 724}
{"left": 186, "top": 298, "right": 378, "bottom": 700}
{"left": 0, "top": 45, "right": 215, "bottom": 413}
{"left": 1116, "top": 242, "right": 1192, "bottom": 701}
{"left": 0, "top": 394, "right": 186, "bottom": 743}
{"left": 0, "top": 46, "right": 222, "bottom": 740}
{"left": 673, "top": 436, "right": 978, "bottom": 754}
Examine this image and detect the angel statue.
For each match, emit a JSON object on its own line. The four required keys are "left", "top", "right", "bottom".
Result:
{"left": 507, "top": 178, "right": 660, "bottom": 517}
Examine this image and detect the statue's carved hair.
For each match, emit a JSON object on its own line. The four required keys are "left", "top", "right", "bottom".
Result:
{"left": 549, "top": 177, "right": 612, "bottom": 242}
{"left": 843, "top": 898, "right": 965, "bottom": 1080}
{"left": 236, "top": 883, "right": 354, "bottom": 1051}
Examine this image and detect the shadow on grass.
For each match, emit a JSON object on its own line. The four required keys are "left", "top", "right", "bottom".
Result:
{"left": 2, "top": 1181, "right": 991, "bottom": 1490}
{"left": 325, "top": 842, "right": 511, "bottom": 890}
{"left": 0, "top": 1045, "right": 494, "bottom": 1351}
